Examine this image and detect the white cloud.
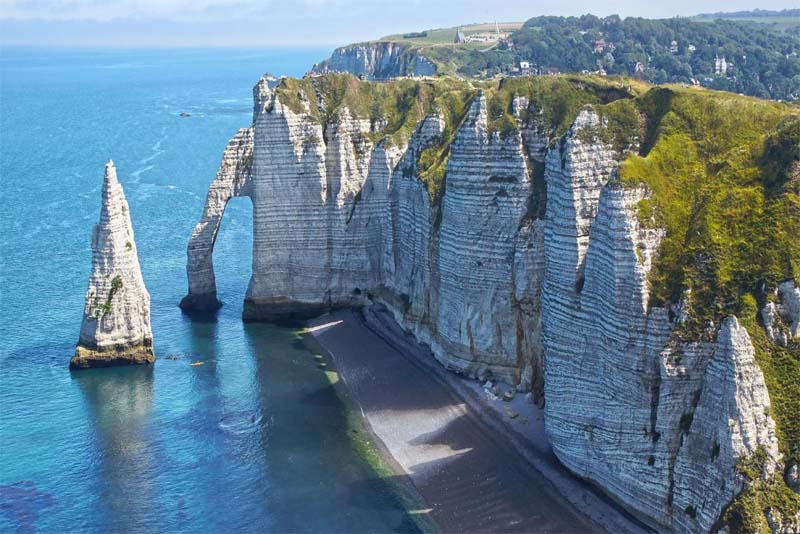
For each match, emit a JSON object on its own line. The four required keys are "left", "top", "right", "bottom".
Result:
{"left": 0, "top": 0, "right": 275, "bottom": 21}
{"left": 3, "top": 0, "right": 799, "bottom": 22}
{"left": 2, "top": 0, "right": 798, "bottom": 47}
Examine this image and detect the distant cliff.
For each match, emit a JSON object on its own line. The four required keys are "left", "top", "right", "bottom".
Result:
{"left": 311, "top": 42, "right": 436, "bottom": 79}
{"left": 183, "top": 73, "right": 800, "bottom": 532}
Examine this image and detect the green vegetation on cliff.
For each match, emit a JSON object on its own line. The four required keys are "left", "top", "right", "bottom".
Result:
{"left": 615, "top": 87, "right": 800, "bottom": 519}
{"left": 274, "top": 73, "right": 642, "bottom": 203}
{"left": 275, "top": 74, "right": 472, "bottom": 149}
{"left": 274, "top": 72, "right": 799, "bottom": 528}
{"left": 619, "top": 89, "right": 799, "bottom": 332}
{"left": 723, "top": 445, "right": 800, "bottom": 533}
{"left": 276, "top": 74, "right": 475, "bottom": 204}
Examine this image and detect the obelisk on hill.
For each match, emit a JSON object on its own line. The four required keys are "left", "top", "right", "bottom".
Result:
{"left": 70, "top": 161, "right": 155, "bottom": 369}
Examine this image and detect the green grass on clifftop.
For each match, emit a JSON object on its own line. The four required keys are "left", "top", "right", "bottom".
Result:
{"left": 275, "top": 73, "right": 799, "bottom": 528}
{"left": 617, "top": 87, "right": 800, "bottom": 473}
{"left": 274, "top": 73, "right": 643, "bottom": 203}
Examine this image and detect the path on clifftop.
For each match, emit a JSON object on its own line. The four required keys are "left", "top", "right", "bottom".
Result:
{"left": 308, "top": 309, "right": 637, "bottom": 533}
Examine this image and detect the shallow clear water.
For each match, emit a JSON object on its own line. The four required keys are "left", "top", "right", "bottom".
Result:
{"left": 0, "top": 48, "right": 418, "bottom": 533}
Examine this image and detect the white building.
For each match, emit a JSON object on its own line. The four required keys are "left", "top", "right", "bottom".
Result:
{"left": 715, "top": 55, "right": 728, "bottom": 75}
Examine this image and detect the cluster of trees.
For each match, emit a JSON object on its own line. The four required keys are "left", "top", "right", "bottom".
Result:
{"left": 507, "top": 15, "right": 800, "bottom": 100}
{"left": 424, "top": 46, "right": 515, "bottom": 78}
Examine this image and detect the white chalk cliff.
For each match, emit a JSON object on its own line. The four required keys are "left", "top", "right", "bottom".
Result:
{"left": 72, "top": 161, "right": 154, "bottom": 369}
{"left": 184, "top": 76, "right": 798, "bottom": 531}
{"left": 180, "top": 127, "right": 253, "bottom": 311}
{"left": 312, "top": 42, "right": 437, "bottom": 80}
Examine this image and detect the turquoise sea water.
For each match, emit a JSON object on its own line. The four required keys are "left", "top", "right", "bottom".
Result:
{"left": 0, "top": 48, "right": 417, "bottom": 533}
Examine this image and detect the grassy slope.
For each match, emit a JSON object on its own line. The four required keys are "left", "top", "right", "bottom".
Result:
{"left": 342, "top": 22, "right": 523, "bottom": 79}
{"left": 274, "top": 76, "right": 799, "bottom": 526}
{"left": 615, "top": 87, "right": 799, "bottom": 532}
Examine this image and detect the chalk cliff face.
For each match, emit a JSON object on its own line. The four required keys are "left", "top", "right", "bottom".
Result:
{"left": 312, "top": 42, "right": 436, "bottom": 79}
{"left": 72, "top": 161, "right": 154, "bottom": 369}
{"left": 539, "top": 118, "right": 781, "bottom": 531}
{"left": 180, "top": 127, "right": 253, "bottom": 312}
{"left": 185, "top": 75, "right": 798, "bottom": 531}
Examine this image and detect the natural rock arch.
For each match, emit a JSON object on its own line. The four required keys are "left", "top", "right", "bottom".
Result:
{"left": 180, "top": 127, "right": 254, "bottom": 312}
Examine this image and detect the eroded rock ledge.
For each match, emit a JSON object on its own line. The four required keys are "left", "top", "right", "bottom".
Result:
{"left": 184, "top": 74, "right": 799, "bottom": 532}
{"left": 72, "top": 161, "right": 154, "bottom": 369}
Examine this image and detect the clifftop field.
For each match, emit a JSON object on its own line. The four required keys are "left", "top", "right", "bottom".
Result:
{"left": 380, "top": 22, "right": 524, "bottom": 46}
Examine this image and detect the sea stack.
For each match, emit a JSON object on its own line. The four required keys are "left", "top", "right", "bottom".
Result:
{"left": 70, "top": 161, "right": 155, "bottom": 369}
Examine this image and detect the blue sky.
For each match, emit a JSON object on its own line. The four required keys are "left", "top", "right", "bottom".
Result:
{"left": 1, "top": 0, "right": 797, "bottom": 47}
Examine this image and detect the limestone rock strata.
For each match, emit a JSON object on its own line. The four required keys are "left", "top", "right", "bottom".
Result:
{"left": 181, "top": 127, "right": 254, "bottom": 312}
{"left": 188, "top": 77, "right": 785, "bottom": 531}
{"left": 312, "top": 42, "right": 436, "bottom": 80}
{"left": 540, "top": 118, "right": 781, "bottom": 532}
{"left": 72, "top": 161, "right": 154, "bottom": 369}
{"left": 431, "top": 96, "right": 533, "bottom": 383}
{"left": 243, "top": 81, "right": 396, "bottom": 321}
{"left": 672, "top": 317, "right": 780, "bottom": 532}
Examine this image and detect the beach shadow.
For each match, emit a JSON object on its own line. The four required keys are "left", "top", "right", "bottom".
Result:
{"left": 311, "top": 322, "right": 464, "bottom": 415}
{"left": 398, "top": 412, "right": 598, "bottom": 533}
{"left": 347, "top": 475, "right": 430, "bottom": 533}
{"left": 298, "top": 384, "right": 340, "bottom": 408}
{"left": 311, "top": 311, "right": 622, "bottom": 533}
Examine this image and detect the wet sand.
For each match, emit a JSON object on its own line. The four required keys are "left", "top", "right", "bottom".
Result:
{"left": 307, "top": 308, "right": 647, "bottom": 534}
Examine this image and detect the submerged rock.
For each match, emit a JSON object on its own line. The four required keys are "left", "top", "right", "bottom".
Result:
{"left": 70, "top": 161, "right": 155, "bottom": 369}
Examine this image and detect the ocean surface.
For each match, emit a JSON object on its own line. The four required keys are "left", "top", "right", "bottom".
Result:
{"left": 0, "top": 48, "right": 418, "bottom": 533}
